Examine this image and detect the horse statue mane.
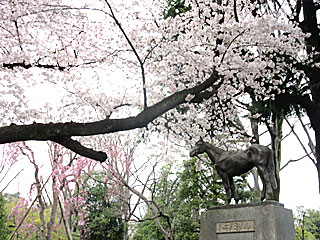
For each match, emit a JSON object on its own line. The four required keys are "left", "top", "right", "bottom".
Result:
{"left": 190, "top": 139, "right": 277, "bottom": 204}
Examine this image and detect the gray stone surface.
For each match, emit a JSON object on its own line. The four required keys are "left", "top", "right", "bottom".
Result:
{"left": 200, "top": 201, "right": 296, "bottom": 240}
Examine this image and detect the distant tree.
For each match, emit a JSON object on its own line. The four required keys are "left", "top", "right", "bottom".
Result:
{"left": 133, "top": 157, "right": 256, "bottom": 239}
{"left": 7, "top": 142, "right": 92, "bottom": 240}
{"left": 133, "top": 218, "right": 165, "bottom": 240}
{"left": 0, "top": 193, "right": 10, "bottom": 239}
{"left": 132, "top": 162, "right": 177, "bottom": 240}
{"left": 83, "top": 172, "right": 124, "bottom": 240}
{"left": 295, "top": 206, "right": 320, "bottom": 240}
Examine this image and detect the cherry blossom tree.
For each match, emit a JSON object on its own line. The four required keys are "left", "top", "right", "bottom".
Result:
{"left": 1, "top": 0, "right": 320, "bottom": 194}
{"left": 97, "top": 132, "right": 173, "bottom": 240}
{"left": 8, "top": 142, "right": 93, "bottom": 240}
{"left": 0, "top": 0, "right": 220, "bottom": 162}
{"left": 0, "top": 0, "right": 301, "bottom": 155}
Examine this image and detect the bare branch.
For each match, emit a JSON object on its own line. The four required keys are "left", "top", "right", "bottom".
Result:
{"left": 297, "top": 112, "right": 315, "bottom": 156}
{"left": 104, "top": 0, "right": 148, "bottom": 109}
{"left": 285, "top": 117, "right": 316, "bottom": 165}
{"left": 1, "top": 58, "right": 104, "bottom": 71}
{"left": 280, "top": 152, "right": 314, "bottom": 171}
{"left": 0, "top": 169, "right": 23, "bottom": 193}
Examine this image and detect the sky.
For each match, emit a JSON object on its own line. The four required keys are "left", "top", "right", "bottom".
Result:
{"left": 279, "top": 154, "right": 319, "bottom": 211}
{"left": 265, "top": 120, "right": 320, "bottom": 211}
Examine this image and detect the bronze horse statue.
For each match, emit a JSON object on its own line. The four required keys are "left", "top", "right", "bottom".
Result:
{"left": 190, "top": 139, "right": 277, "bottom": 204}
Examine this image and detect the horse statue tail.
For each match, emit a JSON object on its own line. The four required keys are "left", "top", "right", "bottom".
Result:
{"left": 267, "top": 149, "right": 278, "bottom": 190}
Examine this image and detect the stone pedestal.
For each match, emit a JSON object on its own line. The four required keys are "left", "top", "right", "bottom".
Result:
{"left": 200, "top": 201, "right": 295, "bottom": 240}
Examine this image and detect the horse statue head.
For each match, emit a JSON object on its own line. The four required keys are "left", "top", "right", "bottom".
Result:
{"left": 189, "top": 139, "right": 206, "bottom": 157}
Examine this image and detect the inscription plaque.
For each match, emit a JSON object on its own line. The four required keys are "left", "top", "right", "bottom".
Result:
{"left": 216, "top": 220, "right": 255, "bottom": 234}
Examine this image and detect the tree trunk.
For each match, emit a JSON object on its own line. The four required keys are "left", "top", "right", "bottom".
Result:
{"left": 269, "top": 114, "right": 283, "bottom": 201}
{"left": 250, "top": 119, "right": 261, "bottom": 192}
{"left": 314, "top": 133, "right": 320, "bottom": 193}
{"left": 59, "top": 199, "right": 73, "bottom": 240}
{"left": 302, "top": 0, "right": 320, "bottom": 194}
{"left": 122, "top": 187, "right": 130, "bottom": 240}
{"left": 304, "top": 66, "right": 320, "bottom": 193}
{"left": 46, "top": 176, "right": 59, "bottom": 240}
{"left": 36, "top": 174, "right": 46, "bottom": 240}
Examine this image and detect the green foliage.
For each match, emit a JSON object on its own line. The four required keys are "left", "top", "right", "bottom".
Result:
{"left": 6, "top": 194, "right": 68, "bottom": 240}
{"left": 164, "top": 0, "right": 190, "bottom": 19}
{"left": 133, "top": 215, "right": 166, "bottom": 240}
{"left": 71, "top": 231, "right": 81, "bottom": 240}
{"left": 295, "top": 227, "right": 315, "bottom": 240}
{"left": 83, "top": 172, "right": 124, "bottom": 240}
{"left": 306, "top": 209, "right": 320, "bottom": 239}
{"left": 0, "top": 193, "right": 10, "bottom": 239}
{"left": 295, "top": 206, "right": 320, "bottom": 240}
{"left": 133, "top": 158, "right": 257, "bottom": 239}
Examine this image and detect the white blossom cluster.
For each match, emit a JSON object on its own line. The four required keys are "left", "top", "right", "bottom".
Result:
{"left": 147, "top": 0, "right": 308, "bottom": 145}
{"left": 0, "top": 0, "right": 309, "bottom": 147}
{"left": 0, "top": 0, "right": 163, "bottom": 125}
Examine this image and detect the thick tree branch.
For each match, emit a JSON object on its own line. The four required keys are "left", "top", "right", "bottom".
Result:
{"left": 50, "top": 137, "right": 108, "bottom": 162}
{"left": 2, "top": 59, "right": 102, "bottom": 71}
{"left": 2, "top": 62, "right": 67, "bottom": 71}
{"left": 0, "top": 72, "right": 219, "bottom": 161}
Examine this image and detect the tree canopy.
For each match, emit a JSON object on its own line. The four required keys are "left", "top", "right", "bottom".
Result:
{"left": 0, "top": 0, "right": 307, "bottom": 151}
{"left": 1, "top": 0, "right": 320, "bottom": 194}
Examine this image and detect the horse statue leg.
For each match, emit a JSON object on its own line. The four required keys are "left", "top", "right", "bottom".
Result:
{"left": 249, "top": 145, "right": 277, "bottom": 201}
{"left": 256, "top": 167, "right": 267, "bottom": 201}
{"left": 266, "top": 149, "right": 278, "bottom": 190}
{"left": 228, "top": 176, "right": 239, "bottom": 204}
{"left": 257, "top": 149, "right": 278, "bottom": 200}
{"left": 257, "top": 164, "right": 276, "bottom": 200}
{"left": 217, "top": 170, "right": 232, "bottom": 204}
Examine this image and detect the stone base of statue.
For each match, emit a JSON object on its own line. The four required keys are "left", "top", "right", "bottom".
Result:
{"left": 200, "top": 201, "right": 295, "bottom": 240}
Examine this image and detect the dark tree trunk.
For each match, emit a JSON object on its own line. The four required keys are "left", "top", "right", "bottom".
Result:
{"left": 315, "top": 133, "right": 320, "bottom": 193}
{"left": 250, "top": 119, "right": 261, "bottom": 192}
{"left": 301, "top": 0, "right": 320, "bottom": 193}
{"left": 269, "top": 114, "right": 283, "bottom": 201}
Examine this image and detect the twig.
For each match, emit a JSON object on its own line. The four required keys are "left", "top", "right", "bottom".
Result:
{"left": 0, "top": 169, "right": 24, "bottom": 193}
{"left": 297, "top": 113, "right": 315, "bottom": 156}
{"left": 280, "top": 152, "right": 314, "bottom": 171}
{"left": 285, "top": 117, "right": 316, "bottom": 165}
{"left": 104, "top": 0, "right": 148, "bottom": 109}
{"left": 58, "top": 198, "right": 73, "bottom": 240}
{"left": 220, "top": 29, "right": 246, "bottom": 64}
